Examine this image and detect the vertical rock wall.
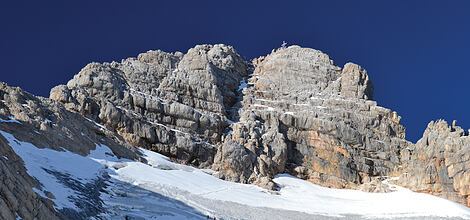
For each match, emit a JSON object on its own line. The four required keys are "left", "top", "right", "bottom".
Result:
{"left": 213, "top": 46, "right": 410, "bottom": 189}
{"left": 50, "top": 44, "right": 250, "bottom": 167}
{"left": 394, "top": 120, "right": 470, "bottom": 207}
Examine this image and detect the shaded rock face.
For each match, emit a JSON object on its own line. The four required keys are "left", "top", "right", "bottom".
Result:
{"left": 51, "top": 44, "right": 250, "bottom": 167}
{"left": 394, "top": 120, "right": 470, "bottom": 207}
{"left": 0, "top": 82, "right": 142, "bottom": 219}
{"left": 215, "top": 46, "right": 409, "bottom": 188}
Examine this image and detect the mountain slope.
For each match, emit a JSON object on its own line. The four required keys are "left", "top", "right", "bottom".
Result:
{"left": 2, "top": 128, "right": 469, "bottom": 219}
{"left": 1, "top": 44, "right": 470, "bottom": 219}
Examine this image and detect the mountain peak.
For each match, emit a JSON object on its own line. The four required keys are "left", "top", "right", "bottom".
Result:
{"left": 1, "top": 44, "right": 470, "bottom": 219}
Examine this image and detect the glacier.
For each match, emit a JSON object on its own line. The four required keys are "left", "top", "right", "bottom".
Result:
{"left": 2, "top": 129, "right": 470, "bottom": 220}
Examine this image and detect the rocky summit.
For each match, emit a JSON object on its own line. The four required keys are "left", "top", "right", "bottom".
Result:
{"left": 1, "top": 44, "right": 470, "bottom": 219}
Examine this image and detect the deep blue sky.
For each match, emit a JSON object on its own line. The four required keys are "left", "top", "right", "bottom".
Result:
{"left": 1, "top": 1, "right": 469, "bottom": 142}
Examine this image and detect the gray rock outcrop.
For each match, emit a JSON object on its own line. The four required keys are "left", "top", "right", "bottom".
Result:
{"left": 49, "top": 44, "right": 411, "bottom": 190}
{"left": 340, "top": 63, "right": 374, "bottom": 100}
{"left": 1, "top": 42, "right": 469, "bottom": 218}
{"left": 394, "top": 119, "right": 470, "bottom": 207}
{"left": 50, "top": 44, "right": 249, "bottom": 168}
{"left": 213, "top": 46, "right": 409, "bottom": 189}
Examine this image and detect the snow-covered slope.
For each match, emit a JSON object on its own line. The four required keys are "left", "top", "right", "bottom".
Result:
{"left": 2, "top": 129, "right": 470, "bottom": 219}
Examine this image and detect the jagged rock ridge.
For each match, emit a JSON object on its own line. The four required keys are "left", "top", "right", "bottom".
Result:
{"left": 50, "top": 44, "right": 412, "bottom": 191}
{"left": 0, "top": 44, "right": 469, "bottom": 219}
{"left": 51, "top": 45, "right": 249, "bottom": 168}
{"left": 394, "top": 119, "right": 470, "bottom": 207}
{"left": 214, "top": 46, "right": 409, "bottom": 189}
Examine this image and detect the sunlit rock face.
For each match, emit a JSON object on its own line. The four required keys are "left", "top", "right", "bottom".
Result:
{"left": 394, "top": 119, "right": 470, "bottom": 207}
{"left": 50, "top": 44, "right": 250, "bottom": 168}
{"left": 0, "top": 43, "right": 468, "bottom": 220}
{"left": 50, "top": 44, "right": 411, "bottom": 191}
{"left": 215, "top": 46, "right": 409, "bottom": 189}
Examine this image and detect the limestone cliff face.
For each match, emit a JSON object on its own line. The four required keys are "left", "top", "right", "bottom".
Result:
{"left": 50, "top": 44, "right": 249, "bottom": 168}
{"left": 50, "top": 45, "right": 411, "bottom": 190}
{"left": 1, "top": 43, "right": 469, "bottom": 217}
{"left": 213, "top": 46, "right": 409, "bottom": 189}
{"left": 394, "top": 120, "right": 470, "bottom": 207}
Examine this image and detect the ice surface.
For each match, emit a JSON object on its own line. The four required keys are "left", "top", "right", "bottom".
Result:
{"left": 117, "top": 148, "right": 470, "bottom": 219}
